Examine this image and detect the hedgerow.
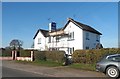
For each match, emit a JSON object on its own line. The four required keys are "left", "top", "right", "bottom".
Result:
{"left": 72, "top": 48, "right": 120, "bottom": 64}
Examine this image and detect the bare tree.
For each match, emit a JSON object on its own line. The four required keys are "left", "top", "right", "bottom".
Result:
{"left": 10, "top": 39, "right": 23, "bottom": 50}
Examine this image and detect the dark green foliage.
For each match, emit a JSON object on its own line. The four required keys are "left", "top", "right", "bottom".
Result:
{"left": 34, "top": 51, "right": 65, "bottom": 63}
{"left": 45, "top": 51, "right": 65, "bottom": 63}
{"left": 72, "top": 48, "right": 120, "bottom": 64}
{"left": 19, "top": 50, "right": 31, "bottom": 57}
{"left": 34, "top": 51, "right": 46, "bottom": 61}
{"left": 0, "top": 48, "right": 12, "bottom": 57}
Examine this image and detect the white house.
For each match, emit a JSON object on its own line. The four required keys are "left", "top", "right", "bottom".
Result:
{"left": 33, "top": 18, "right": 102, "bottom": 55}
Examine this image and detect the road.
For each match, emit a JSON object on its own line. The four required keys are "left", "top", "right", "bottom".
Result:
{"left": 2, "top": 66, "right": 45, "bottom": 77}
{"left": 2, "top": 60, "right": 106, "bottom": 78}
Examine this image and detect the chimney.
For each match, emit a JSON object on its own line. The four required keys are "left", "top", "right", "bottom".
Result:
{"left": 49, "top": 22, "right": 56, "bottom": 32}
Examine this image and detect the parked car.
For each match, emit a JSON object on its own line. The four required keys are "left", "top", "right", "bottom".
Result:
{"left": 96, "top": 54, "right": 120, "bottom": 78}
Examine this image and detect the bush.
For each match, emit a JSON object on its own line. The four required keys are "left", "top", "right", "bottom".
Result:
{"left": 34, "top": 51, "right": 66, "bottom": 63}
{"left": 45, "top": 51, "right": 65, "bottom": 63}
{"left": 34, "top": 51, "right": 46, "bottom": 61}
{"left": 72, "top": 48, "right": 120, "bottom": 64}
{"left": 1, "top": 49, "right": 12, "bottom": 57}
{"left": 19, "top": 50, "right": 31, "bottom": 57}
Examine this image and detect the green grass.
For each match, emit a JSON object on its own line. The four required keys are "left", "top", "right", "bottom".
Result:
{"left": 16, "top": 60, "right": 96, "bottom": 71}
{"left": 69, "top": 63, "right": 96, "bottom": 71}
{"left": 16, "top": 60, "right": 63, "bottom": 67}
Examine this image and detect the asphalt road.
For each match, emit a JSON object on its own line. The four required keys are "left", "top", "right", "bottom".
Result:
{"left": 2, "top": 66, "right": 45, "bottom": 77}
{"left": 2, "top": 60, "right": 107, "bottom": 78}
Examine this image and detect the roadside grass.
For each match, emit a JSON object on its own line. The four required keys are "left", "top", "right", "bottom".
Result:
{"left": 16, "top": 60, "right": 96, "bottom": 71}
{"left": 69, "top": 63, "right": 96, "bottom": 71}
{"left": 15, "top": 60, "right": 63, "bottom": 67}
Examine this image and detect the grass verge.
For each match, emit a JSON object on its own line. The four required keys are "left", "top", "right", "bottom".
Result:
{"left": 69, "top": 63, "right": 96, "bottom": 71}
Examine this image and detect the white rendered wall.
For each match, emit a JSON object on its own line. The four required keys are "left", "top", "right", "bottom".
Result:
{"left": 34, "top": 31, "right": 46, "bottom": 50}
{"left": 64, "top": 22, "right": 83, "bottom": 51}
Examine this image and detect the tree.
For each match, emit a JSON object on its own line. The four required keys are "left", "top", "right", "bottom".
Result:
{"left": 9, "top": 39, "right": 23, "bottom": 50}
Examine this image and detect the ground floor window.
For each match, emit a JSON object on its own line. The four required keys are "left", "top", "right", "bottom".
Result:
{"left": 86, "top": 46, "right": 89, "bottom": 49}
{"left": 68, "top": 47, "right": 74, "bottom": 55}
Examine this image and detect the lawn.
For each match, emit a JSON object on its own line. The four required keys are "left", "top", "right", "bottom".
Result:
{"left": 69, "top": 63, "right": 96, "bottom": 71}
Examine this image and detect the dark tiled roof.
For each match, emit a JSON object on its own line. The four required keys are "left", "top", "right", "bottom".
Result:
{"left": 63, "top": 18, "right": 102, "bottom": 35}
{"left": 34, "top": 18, "right": 102, "bottom": 39}
{"left": 33, "top": 29, "right": 49, "bottom": 39}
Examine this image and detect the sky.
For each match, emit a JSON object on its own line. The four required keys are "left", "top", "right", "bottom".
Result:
{"left": 2, "top": 2, "right": 118, "bottom": 48}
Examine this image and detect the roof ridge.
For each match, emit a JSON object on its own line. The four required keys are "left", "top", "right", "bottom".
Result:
{"left": 67, "top": 18, "right": 102, "bottom": 35}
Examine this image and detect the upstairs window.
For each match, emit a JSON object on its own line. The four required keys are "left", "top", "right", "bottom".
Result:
{"left": 68, "top": 32, "right": 74, "bottom": 41}
{"left": 48, "top": 36, "right": 51, "bottom": 43}
{"left": 96, "top": 35, "right": 99, "bottom": 42}
{"left": 56, "top": 36, "right": 59, "bottom": 42}
{"left": 86, "top": 32, "right": 89, "bottom": 40}
{"left": 38, "top": 38, "right": 41, "bottom": 44}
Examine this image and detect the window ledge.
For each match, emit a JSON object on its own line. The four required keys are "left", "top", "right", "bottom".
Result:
{"left": 67, "top": 39, "right": 75, "bottom": 41}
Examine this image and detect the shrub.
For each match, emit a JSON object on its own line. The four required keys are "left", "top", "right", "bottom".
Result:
{"left": 72, "top": 48, "right": 120, "bottom": 64}
{"left": 34, "top": 50, "right": 65, "bottom": 63}
{"left": 45, "top": 51, "right": 65, "bottom": 63}
{"left": 1, "top": 49, "right": 12, "bottom": 57}
{"left": 34, "top": 51, "right": 46, "bottom": 61}
{"left": 19, "top": 50, "right": 31, "bottom": 57}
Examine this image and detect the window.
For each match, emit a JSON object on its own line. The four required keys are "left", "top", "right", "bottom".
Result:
{"left": 48, "top": 36, "right": 51, "bottom": 43}
{"left": 86, "top": 46, "right": 89, "bottom": 49}
{"left": 38, "top": 38, "right": 41, "bottom": 44}
{"left": 86, "top": 32, "right": 89, "bottom": 40}
{"left": 68, "top": 47, "right": 74, "bottom": 54}
{"left": 107, "top": 55, "right": 120, "bottom": 62}
{"left": 68, "top": 32, "right": 74, "bottom": 41}
{"left": 96, "top": 35, "right": 99, "bottom": 42}
{"left": 56, "top": 36, "right": 59, "bottom": 42}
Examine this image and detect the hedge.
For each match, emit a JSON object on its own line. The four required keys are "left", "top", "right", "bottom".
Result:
{"left": 19, "top": 50, "right": 32, "bottom": 57}
{"left": 34, "top": 51, "right": 46, "bottom": 61}
{"left": 45, "top": 51, "right": 65, "bottom": 63}
{"left": 0, "top": 49, "right": 12, "bottom": 57}
{"left": 34, "top": 51, "right": 66, "bottom": 63}
{"left": 72, "top": 48, "right": 120, "bottom": 64}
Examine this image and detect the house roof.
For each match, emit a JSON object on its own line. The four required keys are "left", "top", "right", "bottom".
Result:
{"left": 33, "top": 18, "right": 102, "bottom": 39}
{"left": 62, "top": 18, "right": 102, "bottom": 35}
{"left": 33, "top": 29, "right": 49, "bottom": 39}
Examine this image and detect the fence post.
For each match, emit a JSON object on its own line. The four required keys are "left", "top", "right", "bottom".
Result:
{"left": 15, "top": 50, "right": 17, "bottom": 60}
{"left": 12, "top": 51, "right": 14, "bottom": 60}
{"left": 31, "top": 51, "right": 34, "bottom": 61}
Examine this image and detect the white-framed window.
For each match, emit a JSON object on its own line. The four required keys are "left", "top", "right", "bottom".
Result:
{"left": 68, "top": 32, "right": 74, "bottom": 41}
{"left": 48, "top": 36, "right": 51, "bottom": 43}
{"left": 38, "top": 38, "right": 41, "bottom": 44}
{"left": 96, "top": 35, "right": 99, "bottom": 42}
{"left": 56, "top": 36, "right": 59, "bottom": 42}
{"left": 68, "top": 47, "right": 74, "bottom": 54}
{"left": 86, "top": 32, "right": 89, "bottom": 40}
